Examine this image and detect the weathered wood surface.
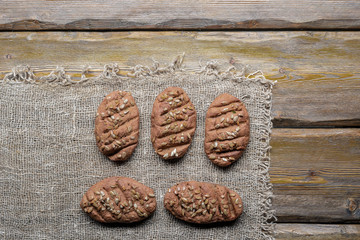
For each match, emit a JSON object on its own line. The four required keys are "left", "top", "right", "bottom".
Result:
{"left": 1, "top": 0, "right": 360, "bottom": 30}
{"left": 271, "top": 128, "right": 360, "bottom": 223}
{"left": 275, "top": 223, "right": 360, "bottom": 240}
{"left": 0, "top": 32, "right": 359, "bottom": 127}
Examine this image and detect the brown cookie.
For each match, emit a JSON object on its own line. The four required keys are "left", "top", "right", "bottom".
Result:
{"left": 95, "top": 91, "right": 139, "bottom": 161}
{"left": 164, "top": 181, "right": 243, "bottom": 224}
{"left": 204, "top": 93, "right": 250, "bottom": 167}
{"left": 151, "top": 87, "right": 196, "bottom": 160}
{"left": 80, "top": 177, "right": 157, "bottom": 223}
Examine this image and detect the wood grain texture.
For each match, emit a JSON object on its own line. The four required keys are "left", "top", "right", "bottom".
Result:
{"left": 0, "top": 32, "right": 359, "bottom": 127}
{"left": 271, "top": 128, "right": 360, "bottom": 223}
{"left": 0, "top": 0, "right": 360, "bottom": 30}
{"left": 275, "top": 223, "right": 360, "bottom": 240}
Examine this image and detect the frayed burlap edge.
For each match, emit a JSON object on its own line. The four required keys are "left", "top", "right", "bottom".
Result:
{"left": 1, "top": 54, "right": 277, "bottom": 239}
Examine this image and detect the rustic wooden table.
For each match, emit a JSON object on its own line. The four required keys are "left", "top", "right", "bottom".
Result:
{"left": 1, "top": 1, "right": 359, "bottom": 239}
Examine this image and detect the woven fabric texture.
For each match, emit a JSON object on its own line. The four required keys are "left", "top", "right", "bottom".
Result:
{"left": 0, "top": 60, "right": 275, "bottom": 239}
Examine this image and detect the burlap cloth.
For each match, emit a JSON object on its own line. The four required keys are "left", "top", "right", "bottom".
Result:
{"left": 0, "top": 57, "right": 275, "bottom": 240}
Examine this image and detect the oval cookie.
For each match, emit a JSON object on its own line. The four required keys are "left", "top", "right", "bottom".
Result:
{"left": 151, "top": 87, "right": 196, "bottom": 160}
{"left": 204, "top": 93, "right": 250, "bottom": 167}
{"left": 80, "top": 177, "right": 157, "bottom": 223}
{"left": 164, "top": 181, "right": 243, "bottom": 224}
{"left": 95, "top": 91, "right": 139, "bottom": 161}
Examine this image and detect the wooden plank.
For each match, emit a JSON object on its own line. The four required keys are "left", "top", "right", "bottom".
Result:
{"left": 0, "top": 0, "right": 360, "bottom": 30}
{"left": 275, "top": 223, "right": 360, "bottom": 240}
{"left": 271, "top": 128, "right": 360, "bottom": 223}
{"left": 0, "top": 32, "right": 359, "bottom": 127}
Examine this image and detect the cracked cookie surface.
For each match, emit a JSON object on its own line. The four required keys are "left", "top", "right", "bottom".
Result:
{"left": 164, "top": 181, "right": 243, "bottom": 224}
{"left": 95, "top": 91, "right": 139, "bottom": 161}
{"left": 151, "top": 87, "right": 196, "bottom": 160}
{"left": 80, "top": 177, "right": 156, "bottom": 223}
{"left": 205, "top": 93, "right": 250, "bottom": 167}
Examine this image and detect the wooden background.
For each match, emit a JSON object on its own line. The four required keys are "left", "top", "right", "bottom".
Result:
{"left": 1, "top": 1, "right": 360, "bottom": 239}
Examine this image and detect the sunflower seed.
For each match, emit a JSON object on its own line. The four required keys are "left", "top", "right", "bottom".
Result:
{"left": 170, "top": 148, "right": 177, "bottom": 157}
{"left": 136, "top": 209, "right": 143, "bottom": 216}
